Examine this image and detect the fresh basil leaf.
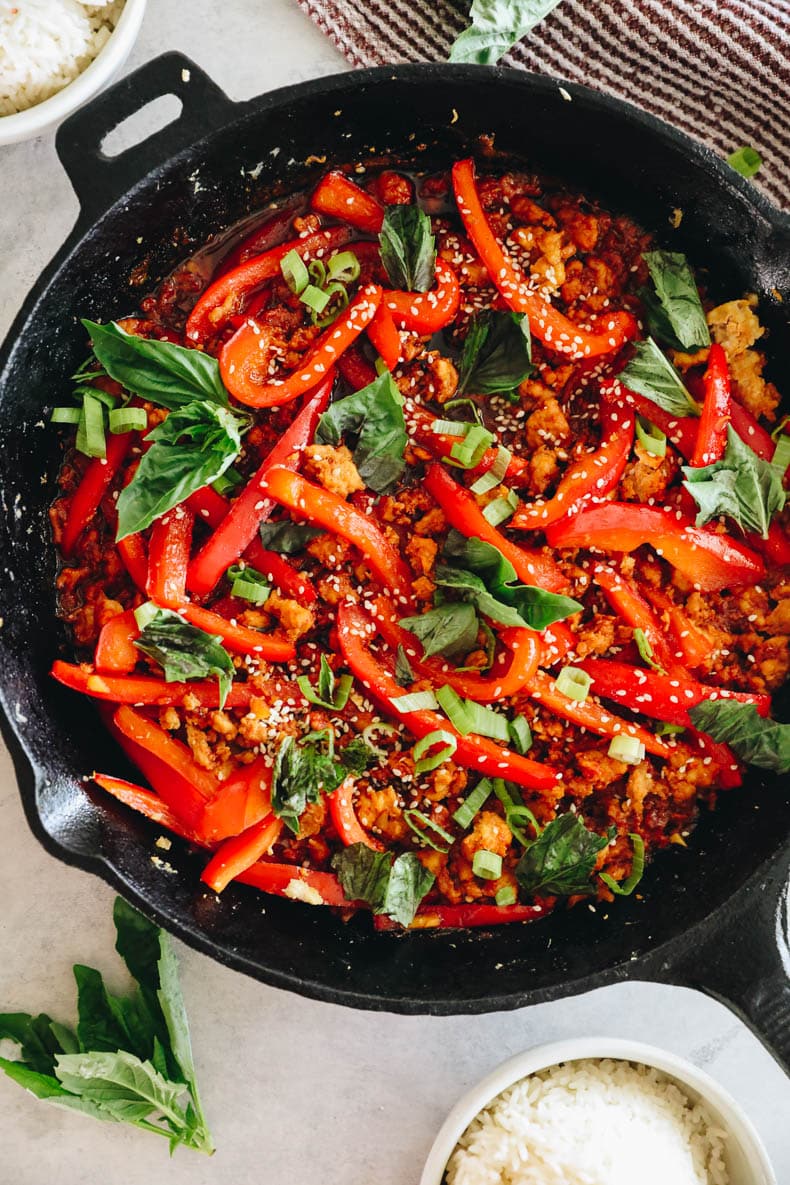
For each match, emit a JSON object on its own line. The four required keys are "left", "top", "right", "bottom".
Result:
{"left": 0, "top": 1058, "right": 118, "bottom": 1123}
{"left": 641, "top": 251, "right": 710, "bottom": 352}
{"left": 134, "top": 609, "right": 235, "bottom": 709}
{"left": 116, "top": 400, "right": 243, "bottom": 539}
{"left": 74, "top": 965, "right": 132, "bottom": 1055}
{"left": 54, "top": 1050, "right": 187, "bottom": 1127}
{"left": 258, "top": 520, "right": 323, "bottom": 553}
{"left": 516, "top": 813, "right": 614, "bottom": 896}
{"left": 449, "top": 0, "right": 562, "bottom": 64}
{"left": 399, "top": 602, "right": 480, "bottom": 659}
{"left": 339, "top": 737, "right": 376, "bottom": 775}
{"left": 378, "top": 204, "right": 436, "bottom": 293}
{"left": 83, "top": 320, "right": 228, "bottom": 409}
{"left": 0, "top": 1012, "right": 69, "bottom": 1075}
{"left": 683, "top": 426, "right": 785, "bottom": 538}
{"left": 156, "top": 932, "right": 204, "bottom": 1121}
{"left": 458, "top": 311, "right": 533, "bottom": 396}
{"left": 395, "top": 644, "right": 416, "bottom": 687}
{"left": 689, "top": 700, "right": 790, "bottom": 774}
{"left": 297, "top": 655, "right": 353, "bottom": 711}
{"left": 332, "top": 844, "right": 435, "bottom": 927}
{"left": 618, "top": 338, "right": 699, "bottom": 417}
{"left": 272, "top": 732, "right": 347, "bottom": 834}
{"left": 433, "top": 565, "right": 526, "bottom": 627}
{"left": 316, "top": 370, "right": 407, "bottom": 493}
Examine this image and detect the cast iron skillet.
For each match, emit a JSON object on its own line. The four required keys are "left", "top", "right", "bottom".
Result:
{"left": 1, "top": 54, "right": 789, "bottom": 1066}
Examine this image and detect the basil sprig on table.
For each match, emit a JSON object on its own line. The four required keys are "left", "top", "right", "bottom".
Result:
{"left": 81, "top": 320, "right": 248, "bottom": 539}
{"left": 449, "top": 0, "right": 563, "bottom": 65}
{"left": 689, "top": 701, "right": 790, "bottom": 774}
{"left": 316, "top": 370, "right": 407, "bottom": 493}
{"left": 457, "top": 310, "right": 534, "bottom": 397}
{"left": 378, "top": 204, "right": 436, "bottom": 292}
{"left": 272, "top": 731, "right": 374, "bottom": 834}
{"left": 0, "top": 898, "right": 213, "bottom": 1154}
{"left": 134, "top": 609, "right": 235, "bottom": 708}
{"left": 515, "top": 813, "right": 616, "bottom": 896}
{"left": 617, "top": 337, "right": 700, "bottom": 417}
{"left": 682, "top": 426, "right": 786, "bottom": 538}
{"left": 332, "top": 844, "right": 435, "bottom": 927}
{"left": 640, "top": 250, "right": 711, "bottom": 352}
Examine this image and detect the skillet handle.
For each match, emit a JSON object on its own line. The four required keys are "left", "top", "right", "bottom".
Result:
{"left": 55, "top": 52, "right": 234, "bottom": 225}
{"left": 644, "top": 847, "right": 790, "bottom": 1074}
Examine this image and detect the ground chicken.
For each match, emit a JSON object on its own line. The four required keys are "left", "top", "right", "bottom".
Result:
{"left": 574, "top": 614, "right": 617, "bottom": 658}
{"left": 728, "top": 350, "right": 781, "bottom": 421}
{"left": 626, "top": 763, "right": 656, "bottom": 819}
{"left": 302, "top": 443, "right": 364, "bottom": 497}
{"left": 707, "top": 297, "right": 764, "bottom": 356}
{"left": 621, "top": 451, "right": 678, "bottom": 503}
{"left": 424, "top": 352, "right": 459, "bottom": 403}
{"left": 266, "top": 589, "right": 314, "bottom": 640}
{"left": 460, "top": 810, "right": 512, "bottom": 861}
{"left": 524, "top": 398, "right": 572, "bottom": 450}
{"left": 307, "top": 532, "right": 353, "bottom": 568}
{"left": 298, "top": 799, "right": 327, "bottom": 839}
{"left": 575, "top": 748, "right": 628, "bottom": 788}
{"left": 527, "top": 445, "right": 560, "bottom": 494}
{"left": 355, "top": 786, "right": 407, "bottom": 841}
{"left": 185, "top": 721, "right": 216, "bottom": 771}
{"left": 405, "top": 534, "right": 438, "bottom": 577}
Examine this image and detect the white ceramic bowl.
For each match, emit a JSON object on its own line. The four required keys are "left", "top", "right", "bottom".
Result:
{"left": 0, "top": 0, "right": 147, "bottom": 146}
{"left": 421, "top": 1037, "right": 776, "bottom": 1185}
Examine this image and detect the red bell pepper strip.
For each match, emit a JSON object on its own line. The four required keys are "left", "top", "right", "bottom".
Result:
{"left": 116, "top": 533, "right": 148, "bottom": 591}
{"left": 310, "top": 170, "right": 385, "bottom": 234}
{"left": 686, "top": 726, "right": 743, "bottom": 789}
{"left": 424, "top": 462, "right": 569, "bottom": 593}
{"left": 538, "top": 620, "right": 576, "bottom": 667}
{"left": 261, "top": 467, "right": 414, "bottom": 604}
{"left": 366, "top": 304, "right": 401, "bottom": 369}
{"left": 382, "top": 259, "right": 462, "bottom": 335}
{"left": 146, "top": 506, "right": 194, "bottom": 608}
{"left": 243, "top": 539, "right": 318, "bottom": 603}
{"left": 528, "top": 669, "right": 672, "bottom": 758}
{"left": 185, "top": 226, "right": 354, "bottom": 343}
{"left": 690, "top": 343, "right": 731, "bottom": 467}
{"left": 201, "top": 814, "right": 283, "bottom": 893}
{"left": 747, "top": 520, "right": 790, "bottom": 567}
{"left": 545, "top": 502, "right": 765, "bottom": 592}
{"left": 187, "top": 375, "right": 333, "bottom": 596}
{"left": 60, "top": 431, "right": 134, "bottom": 557}
{"left": 592, "top": 564, "right": 678, "bottom": 674}
{"left": 643, "top": 587, "right": 712, "bottom": 669}
{"left": 338, "top": 346, "right": 378, "bottom": 391}
{"left": 329, "top": 777, "right": 385, "bottom": 850}
{"left": 512, "top": 395, "right": 634, "bottom": 529}
{"left": 51, "top": 660, "right": 256, "bottom": 708}
{"left": 373, "top": 901, "right": 550, "bottom": 930}
{"left": 220, "top": 284, "right": 381, "bottom": 408}
{"left": 186, "top": 485, "right": 229, "bottom": 528}
{"left": 729, "top": 398, "right": 775, "bottom": 461}
{"left": 114, "top": 703, "right": 218, "bottom": 798}
{"left": 200, "top": 754, "right": 273, "bottom": 843}
{"left": 616, "top": 383, "right": 698, "bottom": 461}
{"left": 236, "top": 861, "right": 348, "bottom": 906}
{"left": 337, "top": 603, "right": 561, "bottom": 793}
{"left": 175, "top": 604, "right": 295, "bottom": 661}
{"left": 372, "top": 595, "right": 540, "bottom": 703}
{"left": 574, "top": 658, "right": 771, "bottom": 728}
{"left": 451, "top": 158, "right": 638, "bottom": 360}
{"left": 409, "top": 410, "right": 530, "bottom": 487}
{"left": 92, "top": 773, "right": 204, "bottom": 843}
{"left": 218, "top": 204, "right": 300, "bottom": 275}
{"left": 95, "top": 609, "right": 140, "bottom": 674}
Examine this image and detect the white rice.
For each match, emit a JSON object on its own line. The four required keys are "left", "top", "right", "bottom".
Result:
{"left": 0, "top": 0, "right": 124, "bottom": 117}
{"left": 445, "top": 1058, "right": 729, "bottom": 1185}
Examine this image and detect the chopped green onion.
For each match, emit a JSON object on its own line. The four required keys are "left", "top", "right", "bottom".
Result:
{"left": 109, "top": 406, "right": 148, "bottom": 434}
{"left": 471, "top": 445, "right": 512, "bottom": 494}
{"left": 50, "top": 407, "right": 82, "bottom": 424}
{"left": 412, "top": 729, "right": 457, "bottom": 774}
{"left": 431, "top": 419, "right": 470, "bottom": 437}
{"left": 314, "top": 282, "right": 350, "bottom": 328}
{"left": 389, "top": 690, "right": 439, "bottom": 713}
{"left": 727, "top": 146, "right": 762, "bottom": 179}
{"left": 482, "top": 488, "right": 519, "bottom": 526}
{"left": 327, "top": 250, "right": 360, "bottom": 283}
{"left": 607, "top": 734, "right": 646, "bottom": 764}
{"left": 75, "top": 392, "right": 107, "bottom": 459}
{"left": 403, "top": 808, "right": 455, "bottom": 853}
{"left": 452, "top": 778, "right": 493, "bottom": 829}
{"left": 300, "top": 283, "right": 331, "bottom": 315}
{"left": 600, "top": 833, "right": 645, "bottom": 896}
{"left": 133, "top": 601, "right": 160, "bottom": 631}
{"left": 633, "top": 628, "right": 664, "bottom": 673}
{"left": 449, "top": 424, "right": 495, "bottom": 469}
{"left": 492, "top": 779, "right": 541, "bottom": 847}
{"left": 227, "top": 563, "right": 271, "bottom": 606}
{"left": 435, "top": 684, "right": 475, "bottom": 734}
{"left": 472, "top": 849, "right": 502, "bottom": 880}
{"left": 212, "top": 467, "right": 244, "bottom": 496}
{"left": 772, "top": 434, "right": 790, "bottom": 475}
{"left": 771, "top": 415, "right": 790, "bottom": 442}
{"left": 74, "top": 384, "right": 116, "bottom": 409}
{"left": 280, "top": 248, "right": 309, "bottom": 295}
{"left": 361, "top": 721, "right": 398, "bottom": 757}
{"left": 462, "top": 700, "right": 510, "bottom": 742}
{"left": 297, "top": 653, "right": 353, "bottom": 711}
{"left": 495, "top": 885, "right": 517, "bottom": 906}
{"left": 508, "top": 715, "right": 532, "bottom": 754}
{"left": 655, "top": 721, "right": 686, "bottom": 737}
{"left": 636, "top": 416, "right": 667, "bottom": 458}
{"left": 555, "top": 666, "right": 592, "bottom": 703}
{"left": 308, "top": 258, "right": 327, "bottom": 288}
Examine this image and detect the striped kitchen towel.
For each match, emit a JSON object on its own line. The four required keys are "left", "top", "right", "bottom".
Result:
{"left": 296, "top": 0, "right": 790, "bottom": 209}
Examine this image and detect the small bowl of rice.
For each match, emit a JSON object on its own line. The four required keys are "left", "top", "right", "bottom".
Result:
{"left": 421, "top": 1038, "right": 776, "bottom": 1185}
{"left": 0, "top": 0, "right": 147, "bottom": 146}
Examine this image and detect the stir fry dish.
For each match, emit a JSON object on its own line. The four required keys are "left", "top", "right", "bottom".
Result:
{"left": 49, "top": 158, "right": 790, "bottom": 931}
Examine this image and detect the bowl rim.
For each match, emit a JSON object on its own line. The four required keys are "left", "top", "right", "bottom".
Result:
{"left": 0, "top": 0, "right": 147, "bottom": 145}
{"left": 419, "top": 1036, "right": 777, "bottom": 1185}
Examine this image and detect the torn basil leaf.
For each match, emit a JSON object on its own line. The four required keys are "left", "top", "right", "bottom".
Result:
{"left": 258, "top": 520, "right": 323, "bottom": 553}
{"left": 332, "top": 844, "right": 435, "bottom": 927}
{"left": 682, "top": 426, "right": 786, "bottom": 539}
{"left": 83, "top": 320, "right": 228, "bottom": 409}
{"left": 618, "top": 338, "right": 699, "bottom": 418}
{"left": 399, "top": 602, "right": 480, "bottom": 659}
{"left": 689, "top": 700, "right": 790, "bottom": 774}
{"left": 316, "top": 370, "right": 407, "bottom": 492}
{"left": 134, "top": 609, "right": 235, "bottom": 708}
{"left": 378, "top": 204, "right": 436, "bottom": 293}
{"left": 449, "top": 0, "right": 563, "bottom": 65}
{"left": 641, "top": 251, "right": 710, "bottom": 352}
{"left": 516, "top": 813, "right": 614, "bottom": 896}
{"left": 457, "top": 310, "right": 533, "bottom": 396}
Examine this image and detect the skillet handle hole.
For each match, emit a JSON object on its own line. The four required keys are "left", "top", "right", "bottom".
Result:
{"left": 101, "top": 94, "right": 183, "bottom": 159}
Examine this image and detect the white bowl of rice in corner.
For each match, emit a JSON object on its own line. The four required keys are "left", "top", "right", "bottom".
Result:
{"left": 0, "top": 0, "right": 147, "bottom": 146}
{"left": 420, "top": 1038, "right": 776, "bottom": 1185}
